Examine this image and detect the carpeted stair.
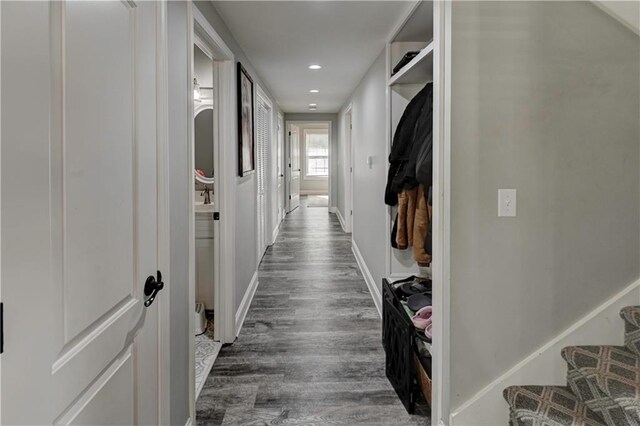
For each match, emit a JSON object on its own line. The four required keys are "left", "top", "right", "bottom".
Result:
{"left": 504, "top": 306, "right": 640, "bottom": 426}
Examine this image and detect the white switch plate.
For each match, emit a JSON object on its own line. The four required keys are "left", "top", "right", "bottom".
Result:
{"left": 498, "top": 189, "right": 517, "bottom": 217}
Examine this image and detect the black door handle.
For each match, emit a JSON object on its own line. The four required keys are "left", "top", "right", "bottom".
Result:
{"left": 144, "top": 271, "right": 164, "bottom": 307}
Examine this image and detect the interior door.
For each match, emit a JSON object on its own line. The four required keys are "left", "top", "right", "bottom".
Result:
{"left": 289, "top": 124, "right": 301, "bottom": 211}
{"left": 1, "top": 2, "right": 164, "bottom": 424}
{"left": 256, "top": 98, "right": 269, "bottom": 257}
{"left": 277, "top": 117, "right": 285, "bottom": 222}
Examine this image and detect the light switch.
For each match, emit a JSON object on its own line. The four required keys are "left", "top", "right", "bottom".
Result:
{"left": 498, "top": 189, "right": 517, "bottom": 217}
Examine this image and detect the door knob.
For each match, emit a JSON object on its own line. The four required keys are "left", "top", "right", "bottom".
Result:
{"left": 144, "top": 271, "right": 164, "bottom": 307}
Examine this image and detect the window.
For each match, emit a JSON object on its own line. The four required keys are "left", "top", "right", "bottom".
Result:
{"left": 305, "top": 130, "right": 329, "bottom": 177}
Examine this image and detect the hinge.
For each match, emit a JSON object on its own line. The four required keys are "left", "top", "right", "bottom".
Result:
{"left": 288, "top": 131, "right": 291, "bottom": 136}
{"left": 213, "top": 212, "right": 220, "bottom": 221}
{"left": 350, "top": 210, "right": 353, "bottom": 216}
{"left": 350, "top": 124, "right": 353, "bottom": 130}
{"left": 350, "top": 167, "right": 352, "bottom": 173}
{"left": 1, "top": 302, "right": 4, "bottom": 354}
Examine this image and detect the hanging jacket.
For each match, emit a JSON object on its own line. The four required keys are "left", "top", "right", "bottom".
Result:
{"left": 414, "top": 94, "right": 434, "bottom": 190}
{"left": 384, "top": 84, "right": 433, "bottom": 206}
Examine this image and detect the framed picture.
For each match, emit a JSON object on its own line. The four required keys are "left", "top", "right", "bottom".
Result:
{"left": 237, "top": 62, "right": 255, "bottom": 176}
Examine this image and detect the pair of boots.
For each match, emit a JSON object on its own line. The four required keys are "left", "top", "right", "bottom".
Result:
{"left": 396, "top": 184, "right": 431, "bottom": 267}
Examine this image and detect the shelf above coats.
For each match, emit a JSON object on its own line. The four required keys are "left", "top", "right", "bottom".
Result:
{"left": 388, "top": 42, "right": 434, "bottom": 87}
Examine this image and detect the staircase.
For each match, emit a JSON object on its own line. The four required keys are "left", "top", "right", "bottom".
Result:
{"left": 504, "top": 306, "right": 640, "bottom": 426}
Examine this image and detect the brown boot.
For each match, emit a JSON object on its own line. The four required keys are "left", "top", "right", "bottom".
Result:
{"left": 413, "top": 184, "right": 431, "bottom": 266}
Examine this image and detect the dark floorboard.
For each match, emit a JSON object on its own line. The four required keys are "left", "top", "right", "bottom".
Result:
{"left": 196, "top": 197, "right": 430, "bottom": 425}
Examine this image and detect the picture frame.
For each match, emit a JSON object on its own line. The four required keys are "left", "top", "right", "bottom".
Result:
{"left": 237, "top": 62, "right": 255, "bottom": 176}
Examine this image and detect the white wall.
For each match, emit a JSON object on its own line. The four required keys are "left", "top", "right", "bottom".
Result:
{"left": 449, "top": 0, "right": 640, "bottom": 413}
{"left": 195, "top": 1, "right": 283, "bottom": 312}
{"left": 337, "top": 50, "right": 388, "bottom": 291}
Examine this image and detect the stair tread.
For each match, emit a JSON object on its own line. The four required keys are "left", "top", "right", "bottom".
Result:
{"left": 504, "top": 385, "right": 606, "bottom": 426}
{"left": 562, "top": 345, "right": 640, "bottom": 425}
{"left": 621, "top": 306, "right": 640, "bottom": 329}
{"left": 562, "top": 345, "right": 640, "bottom": 401}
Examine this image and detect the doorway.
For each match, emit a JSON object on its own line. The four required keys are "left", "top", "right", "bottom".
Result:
{"left": 189, "top": 6, "right": 237, "bottom": 415}
{"left": 286, "top": 121, "right": 332, "bottom": 212}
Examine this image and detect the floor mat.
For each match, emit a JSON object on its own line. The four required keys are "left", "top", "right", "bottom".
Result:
{"left": 195, "top": 320, "right": 222, "bottom": 399}
{"left": 305, "top": 195, "right": 328, "bottom": 207}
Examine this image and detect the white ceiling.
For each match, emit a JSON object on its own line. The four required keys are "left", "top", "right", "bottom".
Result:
{"left": 213, "top": 1, "right": 414, "bottom": 113}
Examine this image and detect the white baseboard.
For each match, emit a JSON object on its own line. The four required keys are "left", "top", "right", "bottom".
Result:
{"left": 272, "top": 222, "right": 280, "bottom": 245}
{"left": 185, "top": 417, "right": 193, "bottom": 426}
{"left": 235, "top": 270, "right": 259, "bottom": 336}
{"left": 351, "top": 239, "right": 382, "bottom": 318}
{"left": 450, "top": 278, "right": 640, "bottom": 426}
{"left": 335, "top": 208, "right": 347, "bottom": 233}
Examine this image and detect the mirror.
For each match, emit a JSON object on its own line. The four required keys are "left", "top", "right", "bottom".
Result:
{"left": 194, "top": 105, "right": 215, "bottom": 186}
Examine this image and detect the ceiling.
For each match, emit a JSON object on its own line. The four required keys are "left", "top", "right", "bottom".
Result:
{"left": 213, "top": 1, "right": 414, "bottom": 113}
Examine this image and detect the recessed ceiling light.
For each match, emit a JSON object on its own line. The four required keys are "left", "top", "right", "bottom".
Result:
{"left": 309, "top": 89, "right": 319, "bottom": 93}
{"left": 309, "top": 103, "right": 317, "bottom": 107}
{"left": 308, "top": 64, "right": 322, "bottom": 70}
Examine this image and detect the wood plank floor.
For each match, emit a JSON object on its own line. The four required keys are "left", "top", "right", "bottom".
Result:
{"left": 196, "top": 197, "right": 429, "bottom": 425}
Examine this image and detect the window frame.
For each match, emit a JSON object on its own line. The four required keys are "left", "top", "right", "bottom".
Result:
{"left": 302, "top": 127, "right": 329, "bottom": 179}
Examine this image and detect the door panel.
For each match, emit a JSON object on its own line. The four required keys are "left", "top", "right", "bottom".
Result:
{"left": 1, "top": 1, "right": 162, "bottom": 424}
{"left": 289, "top": 124, "right": 301, "bottom": 211}
{"left": 64, "top": 0, "right": 135, "bottom": 340}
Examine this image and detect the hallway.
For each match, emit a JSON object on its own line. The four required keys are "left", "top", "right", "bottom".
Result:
{"left": 196, "top": 198, "right": 428, "bottom": 424}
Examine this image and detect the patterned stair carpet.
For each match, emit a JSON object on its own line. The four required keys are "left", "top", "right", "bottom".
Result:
{"left": 195, "top": 199, "right": 428, "bottom": 425}
{"left": 505, "top": 306, "right": 640, "bottom": 426}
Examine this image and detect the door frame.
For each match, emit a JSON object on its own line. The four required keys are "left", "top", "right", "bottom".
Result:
{"left": 285, "top": 120, "right": 332, "bottom": 210}
{"left": 431, "top": 1, "right": 451, "bottom": 425}
{"left": 342, "top": 104, "right": 353, "bottom": 233}
{"left": 189, "top": 3, "right": 237, "bottom": 421}
{"left": 277, "top": 113, "right": 286, "bottom": 225}
{"left": 156, "top": 2, "right": 172, "bottom": 424}
{"left": 255, "top": 84, "right": 273, "bottom": 260}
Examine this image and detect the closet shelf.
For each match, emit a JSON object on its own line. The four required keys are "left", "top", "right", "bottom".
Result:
{"left": 388, "top": 42, "right": 434, "bottom": 87}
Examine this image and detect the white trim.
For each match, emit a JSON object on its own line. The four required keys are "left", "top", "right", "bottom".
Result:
{"left": 235, "top": 270, "right": 260, "bottom": 336}
{"left": 185, "top": 417, "right": 193, "bottom": 426}
{"left": 335, "top": 208, "right": 347, "bottom": 233}
{"left": 342, "top": 104, "right": 353, "bottom": 233}
{"left": 271, "top": 221, "right": 280, "bottom": 245}
{"left": 155, "top": 2, "right": 172, "bottom": 424}
{"left": 351, "top": 239, "right": 382, "bottom": 318}
{"left": 432, "top": 2, "right": 452, "bottom": 425}
{"left": 328, "top": 206, "right": 337, "bottom": 214}
{"left": 450, "top": 278, "right": 640, "bottom": 426}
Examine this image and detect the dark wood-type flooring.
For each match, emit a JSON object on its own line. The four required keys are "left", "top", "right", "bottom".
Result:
{"left": 196, "top": 197, "right": 429, "bottom": 425}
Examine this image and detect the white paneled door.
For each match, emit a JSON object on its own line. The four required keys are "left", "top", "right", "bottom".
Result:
{"left": 256, "top": 93, "right": 271, "bottom": 258}
{"left": 289, "top": 124, "right": 301, "bottom": 212}
{"left": 1, "top": 1, "right": 165, "bottom": 425}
